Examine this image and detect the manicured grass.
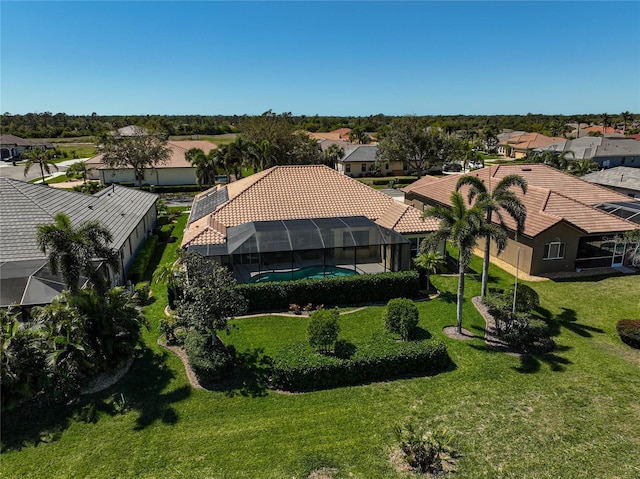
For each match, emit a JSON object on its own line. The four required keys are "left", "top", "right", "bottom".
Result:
{"left": 2, "top": 244, "right": 639, "bottom": 478}
{"left": 53, "top": 143, "right": 97, "bottom": 159}
{"left": 27, "top": 174, "right": 73, "bottom": 185}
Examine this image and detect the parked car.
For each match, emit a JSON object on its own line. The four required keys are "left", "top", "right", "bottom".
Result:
{"left": 468, "top": 161, "right": 484, "bottom": 170}
{"left": 442, "top": 163, "right": 462, "bottom": 172}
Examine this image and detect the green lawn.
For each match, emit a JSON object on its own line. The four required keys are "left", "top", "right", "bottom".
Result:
{"left": 2, "top": 230, "right": 639, "bottom": 478}
{"left": 53, "top": 143, "right": 97, "bottom": 159}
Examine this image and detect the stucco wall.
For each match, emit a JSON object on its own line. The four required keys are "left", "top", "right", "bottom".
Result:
{"left": 98, "top": 167, "right": 197, "bottom": 186}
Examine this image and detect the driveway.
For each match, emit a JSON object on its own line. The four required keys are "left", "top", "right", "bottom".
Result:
{"left": 0, "top": 158, "right": 90, "bottom": 182}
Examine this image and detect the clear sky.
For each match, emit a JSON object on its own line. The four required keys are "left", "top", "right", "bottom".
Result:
{"left": 2, "top": 1, "right": 639, "bottom": 116}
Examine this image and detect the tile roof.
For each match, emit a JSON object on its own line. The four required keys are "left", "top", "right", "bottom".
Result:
{"left": 86, "top": 140, "right": 217, "bottom": 169}
{"left": 182, "top": 165, "right": 438, "bottom": 247}
{"left": 404, "top": 164, "right": 637, "bottom": 237}
{"left": 499, "top": 132, "right": 565, "bottom": 151}
{"left": 308, "top": 128, "right": 352, "bottom": 141}
{"left": 0, "top": 178, "right": 157, "bottom": 262}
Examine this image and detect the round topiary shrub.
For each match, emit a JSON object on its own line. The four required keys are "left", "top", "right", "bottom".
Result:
{"left": 383, "top": 298, "right": 419, "bottom": 341}
{"left": 308, "top": 308, "right": 340, "bottom": 353}
{"left": 502, "top": 284, "right": 540, "bottom": 313}
{"left": 616, "top": 319, "right": 640, "bottom": 349}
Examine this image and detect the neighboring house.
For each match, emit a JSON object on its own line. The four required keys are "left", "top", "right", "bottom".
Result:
{"left": 0, "top": 134, "right": 53, "bottom": 162}
{"left": 335, "top": 144, "right": 406, "bottom": 177}
{"left": 403, "top": 164, "right": 638, "bottom": 275}
{"left": 308, "top": 128, "right": 353, "bottom": 142}
{"left": 581, "top": 126, "right": 624, "bottom": 137}
{"left": 582, "top": 167, "right": 640, "bottom": 199}
{"left": 181, "top": 165, "right": 439, "bottom": 283}
{"left": 538, "top": 137, "right": 640, "bottom": 168}
{"left": 0, "top": 178, "right": 158, "bottom": 307}
{"left": 497, "top": 132, "right": 564, "bottom": 159}
{"left": 86, "top": 140, "right": 217, "bottom": 186}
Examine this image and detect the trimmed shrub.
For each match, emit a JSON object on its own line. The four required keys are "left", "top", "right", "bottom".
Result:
{"left": 383, "top": 298, "right": 419, "bottom": 341}
{"left": 237, "top": 271, "right": 420, "bottom": 313}
{"left": 617, "top": 319, "right": 640, "bottom": 349}
{"left": 270, "top": 338, "right": 449, "bottom": 391}
{"left": 184, "top": 330, "right": 235, "bottom": 383}
{"left": 128, "top": 234, "right": 158, "bottom": 284}
{"left": 308, "top": 309, "right": 340, "bottom": 352}
{"left": 133, "top": 282, "right": 151, "bottom": 306}
{"left": 502, "top": 284, "right": 540, "bottom": 313}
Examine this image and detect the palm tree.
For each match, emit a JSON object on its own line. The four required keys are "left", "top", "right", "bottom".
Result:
{"left": 621, "top": 111, "right": 633, "bottom": 134}
{"left": 413, "top": 250, "right": 445, "bottom": 294}
{"left": 601, "top": 113, "right": 610, "bottom": 134}
{"left": 186, "top": 147, "right": 218, "bottom": 188}
{"left": 423, "top": 192, "right": 506, "bottom": 333}
{"left": 23, "top": 147, "right": 58, "bottom": 183}
{"left": 570, "top": 158, "right": 599, "bottom": 176}
{"left": 322, "top": 144, "right": 345, "bottom": 167}
{"left": 36, "top": 212, "right": 120, "bottom": 295}
{"left": 455, "top": 174, "right": 527, "bottom": 299}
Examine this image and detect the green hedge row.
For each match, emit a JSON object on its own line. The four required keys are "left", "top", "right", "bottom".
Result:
{"left": 128, "top": 234, "right": 158, "bottom": 283}
{"left": 270, "top": 338, "right": 449, "bottom": 391}
{"left": 370, "top": 177, "right": 418, "bottom": 186}
{"left": 236, "top": 271, "right": 420, "bottom": 313}
{"left": 617, "top": 319, "right": 640, "bottom": 349}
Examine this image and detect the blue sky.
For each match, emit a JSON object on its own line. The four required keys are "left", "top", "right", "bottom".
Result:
{"left": 2, "top": 1, "right": 639, "bottom": 116}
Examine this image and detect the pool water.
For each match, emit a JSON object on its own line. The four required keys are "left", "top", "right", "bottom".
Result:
{"left": 248, "top": 265, "right": 358, "bottom": 283}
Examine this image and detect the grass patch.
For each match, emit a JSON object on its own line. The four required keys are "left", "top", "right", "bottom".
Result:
{"left": 53, "top": 143, "right": 97, "bottom": 159}
{"left": 2, "top": 245, "right": 639, "bottom": 478}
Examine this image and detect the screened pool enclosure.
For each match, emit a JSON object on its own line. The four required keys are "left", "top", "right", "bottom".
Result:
{"left": 186, "top": 216, "right": 413, "bottom": 283}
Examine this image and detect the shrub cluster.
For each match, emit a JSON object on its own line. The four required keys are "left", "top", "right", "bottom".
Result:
{"left": 383, "top": 298, "right": 419, "bottom": 341}
{"left": 270, "top": 338, "right": 449, "bottom": 391}
{"left": 616, "top": 319, "right": 640, "bottom": 349}
{"left": 237, "top": 271, "right": 420, "bottom": 313}
{"left": 133, "top": 281, "right": 151, "bottom": 306}
{"left": 184, "top": 330, "right": 235, "bottom": 384}
{"left": 307, "top": 309, "right": 340, "bottom": 353}
{"left": 128, "top": 234, "right": 158, "bottom": 283}
{"left": 502, "top": 284, "right": 540, "bottom": 313}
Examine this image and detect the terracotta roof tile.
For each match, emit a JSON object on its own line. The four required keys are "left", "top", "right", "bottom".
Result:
{"left": 182, "top": 165, "right": 437, "bottom": 248}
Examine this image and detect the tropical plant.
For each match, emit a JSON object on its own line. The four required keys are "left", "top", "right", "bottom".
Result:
{"left": 413, "top": 251, "right": 445, "bottom": 293}
{"left": 569, "top": 158, "right": 599, "bottom": 176}
{"left": 65, "top": 161, "right": 88, "bottom": 183}
{"left": 394, "top": 422, "right": 455, "bottom": 474}
{"left": 423, "top": 192, "right": 505, "bottom": 333}
{"left": 621, "top": 111, "right": 633, "bottom": 134}
{"left": 601, "top": 112, "right": 610, "bottom": 134}
{"left": 455, "top": 173, "right": 527, "bottom": 298}
{"left": 348, "top": 126, "right": 370, "bottom": 145}
{"left": 36, "top": 212, "right": 120, "bottom": 294}
{"left": 22, "top": 147, "right": 58, "bottom": 183}
{"left": 321, "top": 143, "right": 345, "bottom": 167}
{"left": 185, "top": 147, "right": 218, "bottom": 187}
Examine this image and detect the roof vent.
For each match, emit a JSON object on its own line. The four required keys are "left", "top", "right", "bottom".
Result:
{"left": 88, "top": 205, "right": 93, "bottom": 209}
{"left": 521, "top": 168, "right": 532, "bottom": 171}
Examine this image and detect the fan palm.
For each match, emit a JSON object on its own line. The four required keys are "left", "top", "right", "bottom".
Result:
{"left": 602, "top": 113, "right": 610, "bottom": 134}
{"left": 570, "top": 158, "right": 599, "bottom": 176}
{"left": 186, "top": 147, "right": 218, "bottom": 188}
{"left": 621, "top": 111, "right": 633, "bottom": 134}
{"left": 455, "top": 173, "right": 527, "bottom": 298}
{"left": 413, "top": 250, "right": 445, "bottom": 294}
{"left": 423, "top": 192, "right": 506, "bottom": 333}
{"left": 23, "top": 148, "right": 58, "bottom": 183}
{"left": 36, "top": 212, "right": 120, "bottom": 295}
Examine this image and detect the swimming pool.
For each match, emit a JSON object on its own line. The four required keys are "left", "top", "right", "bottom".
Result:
{"left": 248, "top": 265, "right": 358, "bottom": 283}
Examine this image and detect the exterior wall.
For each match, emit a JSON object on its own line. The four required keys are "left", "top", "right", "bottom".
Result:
{"left": 599, "top": 185, "right": 640, "bottom": 198}
{"left": 594, "top": 156, "right": 640, "bottom": 169}
{"left": 99, "top": 167, "right": 197, "bottom": 186}
{"left": 113, "top": 203, "right": 158, "bottom": 285}
{"left": 337, "top": 160, "right": 406, "bottom": 178}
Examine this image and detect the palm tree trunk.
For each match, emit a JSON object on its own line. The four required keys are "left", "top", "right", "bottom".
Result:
{"left": 40, "top": 161, "right": 46, "bottom": 183}
{"left": 457, "top": 254, "right": 465, "bottom": 334}
{"left": 481, "top": 210, "right": 493, "bottom": 299}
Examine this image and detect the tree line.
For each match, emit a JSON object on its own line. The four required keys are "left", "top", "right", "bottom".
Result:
{"left": 2, "top": 111, "right": 636, "bottom": 140}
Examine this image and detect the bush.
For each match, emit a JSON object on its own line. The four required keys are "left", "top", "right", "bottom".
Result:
{"left": 270, "top": 338, "right": 449, "bottom": 391}
{"left": 394, "top": 423, "right": 455, "bottom": 474}
{"left": 502, "top": 284, "right": 540, "bottom": 313}
{"left": 383, "top": 298, "right": 419, "bottom": 341}
{"left": 484, "top": 295, "right": 549, "bottom": 348}
{"left": 616, "top": 319, "right": 640, "bottom": 349}
{"left": 237, "top": 271, "right": 420, "bottom": 313}
{"left": 308, "top": 309, "right": 340, "bottom": 352}
{"left": 133, "top": 282, "right": 151, "bottom": 305}
{"left": 128, "top": 234, "right": 158, "bottom": 283}
{"left": 184, "top": 330, "right": 235, "bottom": 383}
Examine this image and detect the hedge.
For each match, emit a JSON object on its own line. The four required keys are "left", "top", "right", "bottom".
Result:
{"left": 616, "top": 319, "right": 640, "bottom": 349}
{"left": 236, "top": 271, "right": 420, "bottom": 313}
{"left": 128, "top": 234, "right": 158, "bottom": 283}
{"left": 270, "top": 337, "right": 449, "bottom": 391}
{"left": 184, "top": 330, "right": 235, "bottom": 383}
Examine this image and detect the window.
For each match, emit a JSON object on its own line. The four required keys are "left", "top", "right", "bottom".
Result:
{"left": 544, "top": 239, "right": 566, "bottom": 260}
{"left": 621, "top": 157, "right": 626, "bottom": 165}
{"left": 361, "top": 163, "right": 367, "bottom": 172}
{"left": 385, "top": 163, "right": 390, "bottom": 170}
{"left": 345, "top": 164, "right": 351, "bottom": 173}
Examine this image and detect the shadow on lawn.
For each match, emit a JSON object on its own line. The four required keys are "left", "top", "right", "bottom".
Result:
{"left": 535, "top": 306, "right": 605, "bottom": 338}
{"left": 0, "top": 348, "right": 189, "bottom": 452}
{"left": 217, "top": 348, "right": 271, "bottom": 398}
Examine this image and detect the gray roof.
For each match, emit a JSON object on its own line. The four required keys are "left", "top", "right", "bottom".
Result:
{"left": 582, "top": 166, "right": 640, "bottom": 193}
{"left": 538, "top": 137, "right": 640, "bottom": 160}
{"left": 594, "top": 138, "right": 640, "bottom": 158}
{"left": 338, "top": 145, "right": 378, "bottom": 163}
{"left": 0, "top": 134, "right": 47, "bottom": 148}
{"left": 0, "top": 178, "right": 158, "bottom": 262}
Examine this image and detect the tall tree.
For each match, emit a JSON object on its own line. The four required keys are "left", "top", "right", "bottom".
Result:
{"left": 455, "top": 174, "right": 527, "bottom": 298}
{"left": 36, "top": 212, "right": 120, "bottom": 295}
{"left": 101, "top": 126, "right": 171, "bottom": 188}
{"left": 601, "top": 113, "right": 610, "bottom": 134}
{"left": 23, "top": 147, "right": 58, "bottom": 183}
{"left": 185, "top": 147, "right": 218, "bottom": 187}
{"left": 348, "top": 126, "right": 371, "bottom": 144}
{"left": 621, "top": 111, "right": 633, "bottom": 134}
{"left": 321, "top": 143, "right": 345, "bottom": 167}
{"left": 569, "top": 158, "right": 599, "bottom": 176}
{"left": 423, "top": 192, "right": 506, "bottom": 333}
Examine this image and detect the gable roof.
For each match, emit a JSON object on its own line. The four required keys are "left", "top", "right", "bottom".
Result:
{"left": 0, "top": 178, "right": 157, "bottom": 262}
{"left": 403, "top": 164, "right": 638, "bottom": 237}
{"left": 182, "top": 165, "right": 437, "bottom": 248}
{"left": 582, "top": 166, "right": 640, "bottom": 192}
{"left": 338, "top": 145, "right": 378, "bottom": 163}
{"left": 499, "top": 132, "right": 565, "bottom": 151}
{"left": 0, "top": 134, "right": 49, "bottom": 148}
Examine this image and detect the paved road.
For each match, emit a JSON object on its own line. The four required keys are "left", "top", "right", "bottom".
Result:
{"left": 0, "top": 158, "right": 90, "bottom": 182}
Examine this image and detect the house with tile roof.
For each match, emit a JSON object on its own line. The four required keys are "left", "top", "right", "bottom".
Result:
{"left": 497, "top": 132, "right": 565, "bottom": 159}
{"left": 86, "top": 140, "right": 218, "bottom": 186}
{"left": 403, "top": 164, "right": 639, "bottom": 275}
{"left": 0, "top": 178, "right": 158, "bottom": 307}
{"left": 181, "top": 165, "right": 439, "bottom": 283}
